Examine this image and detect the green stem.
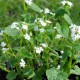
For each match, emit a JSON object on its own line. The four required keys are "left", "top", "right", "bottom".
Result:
{"left": 46, "top": 58, "right": 49, "bottom": 68}
{"left": 22, "top": 0, "right": 27, "bottom": 22}
{"left": 47, "top": 47, "right": 58, "bottom": 55}
{"left": 0, "top": 66, "right": 10, "bottom": 73}
{"left": 3, "top": 34, "right": 16, "bottom": 57}
{"left": 68, "top": 57, "right": 72, "bottom": 75}
{"left": 23, "top": 0, "right": 27, "bottom": 14}
{"left": 20, "top": 30, "right": 23, "bottom": 47}
{"left": 3, "top": 34, "right": 12, "bottom": 52}
{"left": 18, "top": 30, "right": 24, "bottom": 53}
{"left": 7, "top": 51, "right": 16, "bottom": 57}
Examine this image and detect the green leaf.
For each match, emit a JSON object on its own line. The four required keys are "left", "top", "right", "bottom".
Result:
{"left": 29, "top": 3, "right": 42, "bottom": 13}
{"left": 32, "top": 75, "right": 42, "bottom": 80}
{"left": 32, "top": 66, "right": 46, "bottom": 80}
{"left": 10, "top": 58, "right": 18, "bottom": 68}
{"left": 61, "top": 48, "right": 73, "bottom": 67}
{"left": 73, "top": 44, "right": 80, "bottom": 52}
{"left": 56, "top": 71, "right": 68, "bottom": 80}
{"left": 6, "top": 70, "right": 18, "bottom": 80}
{"left": 42, "top": 52, "right": 50, "bottom": 60}
{"left": 56, "top": 22, "right": 62, "bottom": 35}
{"left": 46, "top": 67, "right": 58, "bottom": 80}
{"left": 20, "top": 50, "right": 33, "bottom": 59}
{"left": 23, "top": 66, "right": 35, "bottom": 79}
{"left": 46, "top": 67, "right": 68, "bottom": 80}
{"left": 32, "top": 71, "right": 42, "bottom": 80}
{"left": 4, "top": 26, "right": 20, "bottom": 38}
{"left": 75, "top": 54, "right": 80, "bottom": 62}
{"left": 56, "top": 22, "right": 69, "bottom": 38}
{"left": 70, "top": 65, "right": 80, "bottom": 75}
{"left": 61, "top": 24, "right": 69, "bottom": 38}
{"left": 64, "top": 14, "right": 73, "bottom": 25}
{"left": 62, "top": 48, "right": 72, "bottom": 60}
{"left": 55, "top": 8, "right": 66, "bottom": 17}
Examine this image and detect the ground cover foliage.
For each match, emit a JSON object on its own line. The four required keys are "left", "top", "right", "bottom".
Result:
{"left": 0, "top": 0, "right": 80, "bottom": 80}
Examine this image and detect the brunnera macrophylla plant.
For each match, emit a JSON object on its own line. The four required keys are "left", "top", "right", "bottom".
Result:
{"left": 0, "top": 0, "right": 80, "bottom": 80}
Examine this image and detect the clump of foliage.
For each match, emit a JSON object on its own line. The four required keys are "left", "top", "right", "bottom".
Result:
{"left": 0, "top": 0, "right": 80, "bottom": 80}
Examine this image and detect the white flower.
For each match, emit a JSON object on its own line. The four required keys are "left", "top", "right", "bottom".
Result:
{"left": 75, "top": 34, "right": 80, "bottom": 40}
{"left": 34, "top": 26, "right": 39, "bottom": 31}
{"left": 67, "top": 1, "right": 73, "bottom": 7}
{"left": 59, "top": 56, "right": 62, "bottom": 59}
{"left": 2, "top": 48, "right": 9, "bottom": 53}
{"left": 60, "top": 50, "right": 64, "bottom": 54}
{"left": 11, "top": 22, "right": 20, "bottom": 30}
{"left": 44, "top": 8, "right": 50, "bottom": 14}
{"left": 24, "top": 33, "right": 31, "bottom": 41}
{"left": 25, "top": 0, "right": 32, "bottom": 5}
{"left": 61, "top": 0, "right": 66, "bottom": 6}
{"left": 55, "top": 34, "right": 62, "bottom": 39}
{"left": 69, "top": 24, "right": 80, "bottom": 41}
{"left": 57, "top": 65, "right": 60, "bottom": 69}
{"left": 34, "top": 46, "right": 43, "bottom": 54}
{"left": 1, "top": 42, "right": 6, "bottom": 47}
{"left": 34, "top": 18, "right": 47, "bottom": 26}
{"left": 61, "top": 0, "right": 73, "bottom": 7}
{"left": 50, "top": 12, "right": 55, "bottom": 16}
{"left": 11, "top": 22, "right": 18, "bottom": 28}
{"left": 40, "top": 10, "right": 43, "bottom": 13}
{"left": 0, "top": 30, "right": 4, "bottom": 35}
{"left": 30, "top": 32, "right": 32, "bottom": 36}
{"left": 45, "top": 20, "right": 52, "bottom": 23}
{"left": 34, "top": 18, "right": 41, "bottom": 23}
{"left": 54, "top": 27, "right": 57, "bottom": 29}
{"left": 16, "top": 27, "right": 19, "bottom": 30}
{"left": 40, "top": 20, "right": 47, "bottom": 26}
{"left": 39, "top": 28, "right": 44, "bottom": 33}
{"left": 20, "top": 59, "right": 25, "bottom": 68}
{"left": 77, "top": 27, "right": 80, "bottom": 33}
{"left": 41, "top": 43, "right": 48, "bottom": 47}
{"left": 69, "top": 24, "right": 77, "bottom": 29}
{"left": 22, "top": 24, "right": 28, "bottom": 30}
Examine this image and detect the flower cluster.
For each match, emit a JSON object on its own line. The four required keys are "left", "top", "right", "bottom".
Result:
{"left": 69, "top": 24, "right": 80, "bottom": 41}
{"left": 34, "top": 46, "right": 43, "bottom": 54}
{"left": 44, "top": 8, "right": 55, "bottom": 15}
{"left": 34, "top": 18, "right": 47, "bottom": 27}
{"left": 20, "top": 59, "right": 25, "bottom": 68}
{"left": 39, "top": 28, "right": 45, "bottom": 33}
{"left": 44, "top": 8, "right": 50, "bottom": 14}
{"left": 11, "top": 22, "right": 20, "bottom": 30}
{"left": 22, "top": 22, "right": 28, "bottom": 31}
{"left": 34, "top": 25, "right": 45, "bottom": 33}
{"left": 55, "top": 34, "right": 62, "bottom": 39}
{"left": 25, "top": 0, "right": 32, "bottom": 5}
{"left": 57, "top": 65, "right": 60, "bottom": 69}
{"left": 10, "top": 22, "right": 31, "bottom": 41}
{"left": 34, "top": 18, "right": 51, "bottom": 33}
{"left": 35, "top": 18, "right": 51, "bottom": 26}
{"left": 34, "top": 43, "right": 48, "bottom": 54}
{"left": 61, "top": 0, "right": 73, "bottom": 7}
{"left": 1, "top": 42, "right": 6, "bottom": 47}
{"left": 1, "top": 42, "right": 8, "bottom": 53}
{"left": 24, "top": 33, "right": 31, "bottom": 41}
{"left": 40, "top": 43, "right": 48, "bottom": 47}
